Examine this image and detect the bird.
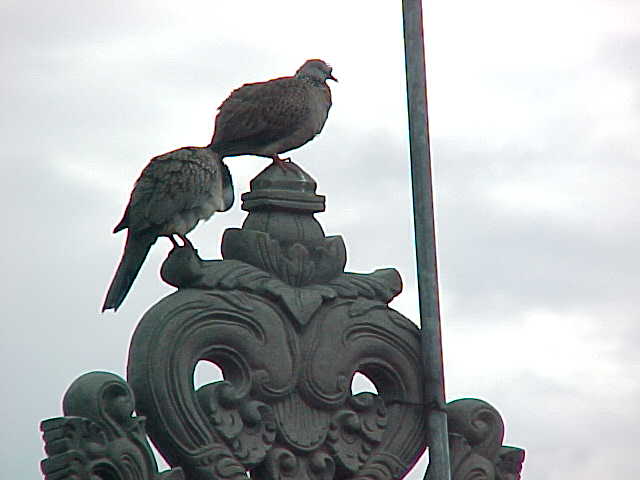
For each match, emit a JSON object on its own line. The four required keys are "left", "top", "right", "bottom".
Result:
{"left": 103, "top": 59, "right": 336, "bottom": 311}
{"left": 209, "top": 58, "right": 337, "bottom": 166}
{"left": 102, "top": 147, "right": 233, "bottom": 311}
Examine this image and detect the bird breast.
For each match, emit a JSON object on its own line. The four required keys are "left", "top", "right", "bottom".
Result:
{"left": 274, "top": 84, "right": 331, "bottom": 154}
{"left": 306, "top": 84, "right": 332, "bottom": 134}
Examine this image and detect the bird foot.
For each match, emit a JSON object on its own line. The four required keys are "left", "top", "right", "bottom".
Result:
{"left": 170, "top": 234, "right": 195, "bottom": 250}
{"left": 271, "top": 156, "right": 293, "bottom": 171}
{"left": 178, "top": 234, "right": 195, "bottom": 250}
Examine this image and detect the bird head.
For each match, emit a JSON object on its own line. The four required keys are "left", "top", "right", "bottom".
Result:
{"left": 296, "top": 59, "right": 337, "bottom": 83}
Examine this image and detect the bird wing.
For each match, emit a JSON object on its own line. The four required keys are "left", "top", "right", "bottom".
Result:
{"left": 115, "top": 147, "right": 231, "bottom": 234}
{"left": 211, "top": 77, "right": 311, "bottom": 151}
{"left": 104, "top": 147, "right": 232, "bottom": 311}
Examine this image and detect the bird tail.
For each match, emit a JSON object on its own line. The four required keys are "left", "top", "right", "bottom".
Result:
{"left": 102, "top": 231, "right": 155, "bottom": 312}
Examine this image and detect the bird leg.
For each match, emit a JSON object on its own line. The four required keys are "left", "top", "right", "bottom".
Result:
{"left": 271, "top": 155, "right": 291, "bottom": 170}
{"left": 178, "top": 234, "right": 195, "bottom": 250}
{"left": 169, "top": 234, "right": 194, "bottom": 250}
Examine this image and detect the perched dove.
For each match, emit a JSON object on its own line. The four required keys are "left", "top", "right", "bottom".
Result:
{"left": 209, "top": 59, "right": 337, "bottom": 165}
{"left": 102, "top": 147, "right": 233, "bottom": 311}
{"left": 103, "top": 59, "right": 335, "bottom": 311}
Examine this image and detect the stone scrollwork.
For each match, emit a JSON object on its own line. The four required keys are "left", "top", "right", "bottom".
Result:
{"left": 447, "top": 399, "right": 525, "bottom": 480}
{"left": 126, "top": 163, "right": 427, "bottom": 480}
{"left": 40, "top": 162, "right": 524, "bottom": 479}
{"left": 40, "top": 371, "right": 184, "bottom": 480}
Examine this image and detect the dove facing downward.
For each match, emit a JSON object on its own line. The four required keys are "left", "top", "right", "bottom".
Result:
{"left": 102, "top": 147, "right": 233, "bottom": 311}
{"left": 102, "top": 59, "right": 335, "bottom": 311}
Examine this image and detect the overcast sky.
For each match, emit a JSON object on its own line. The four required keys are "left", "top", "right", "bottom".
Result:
{"left": 2, "top": 1, "right": 639, "bottom": 478}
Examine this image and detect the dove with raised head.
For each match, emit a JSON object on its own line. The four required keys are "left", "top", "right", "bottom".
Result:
{"left": 209, "top": 58, "right": 336, "bottom": 165}
{"left": 102, "top": 147, "right": 233, "bottom": 311}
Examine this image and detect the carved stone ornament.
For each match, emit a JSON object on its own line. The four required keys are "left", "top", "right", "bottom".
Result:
{"left": 40, "top": 162, "right": 525, "bottom": 480}
{"left": 40, "top": 371, "right": 184, "bottom": 480}
{"left": 447, "top": 399, "right": 525, "bottom": 480}
{"left": 125, "top": 163, "right": 427, "bottom": 480}
{"left": 38, "top": 162, "right": 428, "bottom": 480}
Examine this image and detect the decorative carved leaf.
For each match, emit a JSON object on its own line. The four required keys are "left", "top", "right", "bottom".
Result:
{"left": 161, "top": 246, "right": 402, "bottom": 328}
{"left": 221, "top": 229, "right": 347, "bottom": 287}
{"left": 347, "top": 298, "right": 386, "bottom": 318}
{"left": 274, "top": 285, "right": 336, "bottom": 326}
{"left": 328, "top": 269, "right": 402, "bottom": 303}
{"left": 281, "top": 242, "right": 315, "bottom": 286}
{"left": 271, "top": 391, "right": 331, "bottom": 451}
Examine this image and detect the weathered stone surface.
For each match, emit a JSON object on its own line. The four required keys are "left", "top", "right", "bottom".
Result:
{"left": 40, "top": 371, "right": 183, "bottom": 480}
{"left": 128, "top": 163, "right": 427, "bottom": 480}
{"left": 40, "top": 162, "right": 525, "bottom": 480}
{"left": 447, "top": 398, "right": 525, "bottom": 480}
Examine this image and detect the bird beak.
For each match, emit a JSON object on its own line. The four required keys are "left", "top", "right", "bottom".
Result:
{"left": 328, "top": 74, "right": 338, "bottom": 82}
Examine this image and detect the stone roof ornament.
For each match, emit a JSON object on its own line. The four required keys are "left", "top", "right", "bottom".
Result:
{"left": 40, "top": 162, "right": 524, "bottom": 480}
{"left": 128, "top": 162, "right": 424, "bottom": 480}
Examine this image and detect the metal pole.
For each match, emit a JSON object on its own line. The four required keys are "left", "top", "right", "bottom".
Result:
{"left": 401, "top": 1, "right": 451, "bottom": 479}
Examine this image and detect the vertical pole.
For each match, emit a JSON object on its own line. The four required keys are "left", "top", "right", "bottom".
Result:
{"left": 401, "top": 1, "right": 451, "bottom": 480}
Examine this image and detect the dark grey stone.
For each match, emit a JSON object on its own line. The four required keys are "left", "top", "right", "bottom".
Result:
{"left": 40, "top": 371, "right": 184, "bottom": 480}
{"left": 128, "top": 162, "right": 426, "bottom": 480}
{"left": 40, "top": 162, "right": 524, "bottom": 480}
{"left": 446, "top": 398, "right": 525, "bottom": 480}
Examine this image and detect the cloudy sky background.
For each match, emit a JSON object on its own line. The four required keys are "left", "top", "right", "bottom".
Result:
{"left": 2, "top": 1, "right": 638, "bottom": 478}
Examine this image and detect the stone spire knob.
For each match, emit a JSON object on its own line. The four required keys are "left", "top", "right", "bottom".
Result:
{"left": 241, "top": 162, "right": 325, "bottom": 213}
{"left": 235, "top": 162, "right": 327, "bottom": 244}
